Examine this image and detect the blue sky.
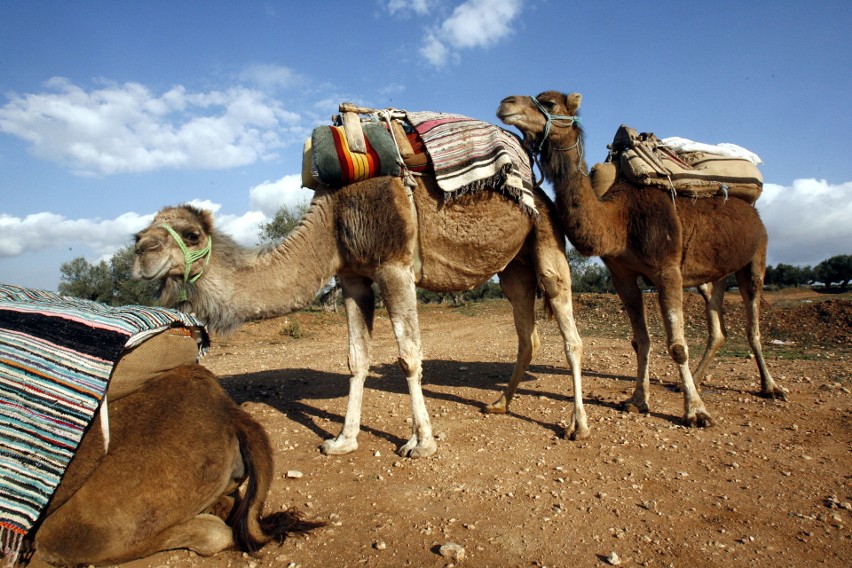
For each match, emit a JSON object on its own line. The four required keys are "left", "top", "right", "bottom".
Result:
{"left": 1, "top": 0, "right": 850, "bottom": 290}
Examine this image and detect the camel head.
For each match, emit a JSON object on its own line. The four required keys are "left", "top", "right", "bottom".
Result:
{"left": 133, "top": 205, "right": 215, "bottom": 301}
{"left": 497, "top": 91, "right": 583, "bottom": 153}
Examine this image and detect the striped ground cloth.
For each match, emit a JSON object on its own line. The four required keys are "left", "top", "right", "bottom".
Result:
{"left": 405, "top": 111, "right": 536, "bottom": 214}
{"left": 0, "top": 284, "right": 207, "bottom": 562}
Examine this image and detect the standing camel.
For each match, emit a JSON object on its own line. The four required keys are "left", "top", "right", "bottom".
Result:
{"left": 497, "top": 90, "right": 786, "bottom": 428}
{"left": 133, "top": 174, "right": 587, "bottom": 459}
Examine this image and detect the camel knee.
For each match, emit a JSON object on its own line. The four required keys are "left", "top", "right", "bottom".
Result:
{"left": 397, "top": 354, "right": 421, "bottom": 377}
{"left": 538, "top": 269, "right": 568, "bottom": 299}
{"left": 670, "top": 343, "right": 688, "bottom": 365}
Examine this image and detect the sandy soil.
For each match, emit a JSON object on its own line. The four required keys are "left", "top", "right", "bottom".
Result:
{"left": 123, "top": 289, "right": 850, "bottom": 568}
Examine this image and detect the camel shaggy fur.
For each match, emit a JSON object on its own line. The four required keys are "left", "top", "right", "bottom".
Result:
{"left": 28, "top": 365, "right": 321, "bottom": 566}
{"left": 497, "top": 90, "right": 786, "bottom": 428}
{"left": 133, "top": 175, "right": 587, "bottom": 457}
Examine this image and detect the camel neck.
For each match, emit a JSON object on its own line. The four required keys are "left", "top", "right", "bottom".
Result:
{"left": 186, "top": 194, "right": 342, "bottom": 334}
{"left": 543, "top": 133, "right": 621, "bottom": 257}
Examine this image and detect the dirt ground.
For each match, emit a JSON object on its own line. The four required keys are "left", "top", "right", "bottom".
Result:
{"left": 126, "top": 289, "right": 849, "bottom": 568}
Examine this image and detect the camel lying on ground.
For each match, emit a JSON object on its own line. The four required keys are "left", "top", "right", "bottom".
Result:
{"left": 28, "top": 365, "right": 322, "bottom": 566}
{"left": 133, "top": 175, "right": 587, "bottom": 458}
{"left": 497, "top": 90, "right": 786, "bottom": 428}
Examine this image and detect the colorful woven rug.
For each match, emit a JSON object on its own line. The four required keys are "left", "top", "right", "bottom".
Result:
{"left": 310, "top": 122, "right": 401, "bottom": 187}
{"left": 0, "top": 284, "right": 207, "bottom": 563}
{"left": 405, "top": 111, "right": 536, "bottom": 214}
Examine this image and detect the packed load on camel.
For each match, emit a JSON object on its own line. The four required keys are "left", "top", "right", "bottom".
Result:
{"left": 596, "top": 125, "right": 764, "bottom": 203}
{"left": 303, "top": 102, "right": 536, "bottom": 214}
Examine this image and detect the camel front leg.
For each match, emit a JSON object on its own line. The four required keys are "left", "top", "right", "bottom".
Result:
{"left": 485, "top": 261, "right": 539, "bottom": 415}
{"left": 321, "top": 275, "right": 375, "bottom": 456}
{"left": 657, "top": 274, "right": 712, "bottom": 427}
{"left": 376, "top": 265, "right": 436, "bottom": 458}
{"left": 610, "top": 269, "right": 652, "bottom": 414}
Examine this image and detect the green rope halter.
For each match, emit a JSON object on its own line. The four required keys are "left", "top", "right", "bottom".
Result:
{"left": 160, "top": 224, "right": 212, "bottom": 302}
{"left": 531, "top": 96, "right": 581, "bottom": 153}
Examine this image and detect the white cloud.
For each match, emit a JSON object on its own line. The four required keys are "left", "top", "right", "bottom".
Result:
{"left": 0, "top": 77, "right": 302, "bottom": 176}
{"left": 0, "top": 211, "right": 153, "bottom": 257}
{"left": 386, "top": 0, "right": 432, "bottom": 16}
{"left": 249, "top": 174, "right": 314, "bottom": 217}
{"left": 238, "top": 64, "right": 303, "bottom": 92}
{"left": 419, "top": 0, "right": 522, "bottom": 68}
{"left": 757, "top": 179, "right": 852, "bottom": 266}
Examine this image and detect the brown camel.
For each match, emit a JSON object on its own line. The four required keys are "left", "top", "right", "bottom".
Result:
{"left": 133, "top": 175, "right": 587, "bottom": 458}
{"left": 497, "top": 90, "right": 786, "bottom": 428}
{"left": 29, "top": 365, "right": 322, "bottom": 566}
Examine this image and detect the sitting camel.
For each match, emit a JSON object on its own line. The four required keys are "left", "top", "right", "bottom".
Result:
{"left": 29, "top": 365, "right": 322, "bottom": 566}
{"left": 133, "top": 175, "right": 587, "bottom": 458}
{"left": 497, "top": 90, "right": 786, "bottom": 428}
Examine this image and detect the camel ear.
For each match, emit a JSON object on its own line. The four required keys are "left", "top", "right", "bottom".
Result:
{"left": 566, "top": 93, "right": 582, "bottom": 114}
{"left": 197, "top": 209, "right": 215, "bottom": 234}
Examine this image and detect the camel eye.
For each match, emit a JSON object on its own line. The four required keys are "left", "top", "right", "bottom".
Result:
{"left": 183, "top": 231, "right": 200, "bottom": 244}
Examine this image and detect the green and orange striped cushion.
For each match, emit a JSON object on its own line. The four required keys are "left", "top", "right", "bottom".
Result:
{"left": 310, "top": 122, "right": 401, "bottom": 187}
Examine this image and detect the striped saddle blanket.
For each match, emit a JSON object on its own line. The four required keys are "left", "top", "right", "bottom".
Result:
{"left": 0, "top": 284, "right": 207, "bottom": 559}
{"left": 307, "top": 108, "right": 536, "bottom": 215}
{"left": 405, "top": 111, "right": 536, "bottom": 214}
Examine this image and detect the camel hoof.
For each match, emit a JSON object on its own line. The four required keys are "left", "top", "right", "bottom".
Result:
{"left": 483, "top": 401, "right": 508, "bottom": 415}
{"left": 684, "top": 411, "right": 713, "bottom": 428}
{"left": 397, "top": 437, "right": 437, "bottom": 458}
{"left": 761, "top": 386, "right": 788, "bottom": 401}
{"left": 620, "top": 400, "right": 649, "bottom": 414}
{"left": 320, "top": 437, "right": 358, "bottom": 456}
{"left": 566, "top": 425, "right": 591, "bottom": 441}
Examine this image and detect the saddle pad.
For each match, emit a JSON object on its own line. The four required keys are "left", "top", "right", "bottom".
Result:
{"left": 615, "top": 125, "right": 763, "bottom": 203}
{"left": 310, "top": 122, "right": 401, "bottom": 187}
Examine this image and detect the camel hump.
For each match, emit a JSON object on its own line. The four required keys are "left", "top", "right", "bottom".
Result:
{"left": 611, "top": 124, "right": 763, "bottom": 204}
{"left": 590, "top": 162, "right": 617, "bottom": 198}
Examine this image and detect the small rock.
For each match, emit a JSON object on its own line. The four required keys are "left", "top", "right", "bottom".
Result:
{"left": 606, "top": 551, "right": 622, "bottom": 565}
{"left": 374, "top": 450, "right": 382, "bottom": 457}
{"left": 374, "top": 540, "right": 387, "bottom": 550}
{"left": 286, "top": 470, "right": 303, "bottom": 479}
{"left": 439, "top": 542, "right": 466, "bottom": 562}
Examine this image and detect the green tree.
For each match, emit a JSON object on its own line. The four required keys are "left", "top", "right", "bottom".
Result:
{"left": 814, "top": 254, "right": 852, "bottom": 289}
{"left": 58, "top": 257, "right": 112, "bottom": 303}
{"left": 258, "top": 201, "right": 310, "bottom": 244}
{"left": 567, "top": 247, "right": 615, "bottom": 293}
{"left": 58, "top": 245, "right": 158, "bottom": 306}
{"left": 766, "top": 262, "right": 812, "bottom": 288}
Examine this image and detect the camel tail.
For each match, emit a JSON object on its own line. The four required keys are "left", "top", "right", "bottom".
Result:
{"left": 541, "top": 294, "right": 556, "bottom": 321}
{"left": 228, "top": 409, "right": 324, "bottom": 553}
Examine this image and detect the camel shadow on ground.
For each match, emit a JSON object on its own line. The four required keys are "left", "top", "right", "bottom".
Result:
{"left": 217, "top": 359, "right": 686, "bottom": 448}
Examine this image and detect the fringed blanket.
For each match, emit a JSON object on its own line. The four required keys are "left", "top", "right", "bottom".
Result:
{"left": 405, "top": 111, "right": 536, "bottom": 214}
{"left": 0, "top": 284, "right": 207, "bottom": 563}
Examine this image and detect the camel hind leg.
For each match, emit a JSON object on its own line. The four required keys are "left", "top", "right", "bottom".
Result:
{"left": 484, "top": 260, "right": 539, "bottom": 415}
{"left": 321, "top": 273, "right": 375, "bottom": 455}
{"left": 540, "top": 261, "right": 588, "bottom": 440}
{"left": 692, "top": 280, "right": 728, "bottom": 386}
{"left": 736, "top": 254, "right": 786, "bottom": 400}
{"left": 376, "top": 264, "right": 436, "bottom": 458}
